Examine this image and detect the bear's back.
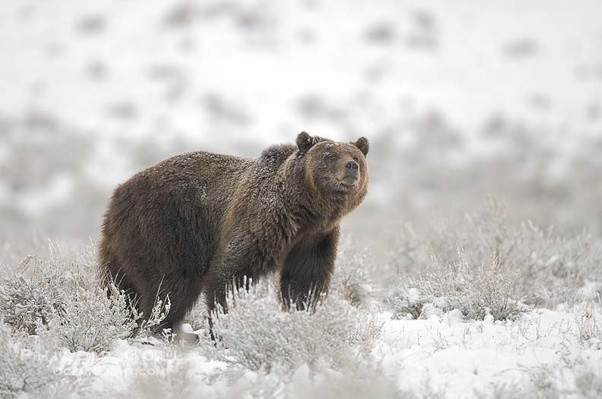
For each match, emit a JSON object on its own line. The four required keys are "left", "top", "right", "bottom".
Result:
{"left": 100, "top": 151, "right": 253, "bottom": 281}
{"left": 108, "top": 151, "right": 251, "bottom": 229}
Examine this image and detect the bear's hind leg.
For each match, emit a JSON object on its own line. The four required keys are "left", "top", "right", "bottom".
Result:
{"left": 144, "top": 273, "right": 204, "bottom": 342}
{"left": 202, "top": 250, "right": 259, "bottom": 341}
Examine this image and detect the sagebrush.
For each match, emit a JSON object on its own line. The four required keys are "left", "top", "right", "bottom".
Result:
{"left": 211, "top": 279, "right": 382, "bottom": 371}
{"left": 389, "top": 205, "right": 602, "bottom": 320}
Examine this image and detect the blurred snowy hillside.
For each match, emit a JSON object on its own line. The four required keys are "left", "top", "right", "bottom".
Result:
{"left": 1, "top": 0, "right": 601, "bottom": 243}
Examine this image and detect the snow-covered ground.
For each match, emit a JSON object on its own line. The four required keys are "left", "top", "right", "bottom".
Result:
{"left": 2, "top": 217, "right": 601, "bottom": 398}
{"left": 381, "top": 308, "right": 602, "bottom": 397}
{"left": 41, "top": 307, "right": 602, "bottom": 398}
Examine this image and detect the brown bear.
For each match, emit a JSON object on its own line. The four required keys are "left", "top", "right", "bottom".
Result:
{"left": 98, "top": 132, "right": 369, "bottom": 338}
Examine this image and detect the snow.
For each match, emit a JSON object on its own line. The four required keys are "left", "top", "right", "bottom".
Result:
{"left": 44, "top": 308, "right": 601, "bottom": 397}
{"left": 1, "top": 0, "right": 601, "bottom": 148}
{"left": 378, "top": 309, "right": 589, "bottom": 396}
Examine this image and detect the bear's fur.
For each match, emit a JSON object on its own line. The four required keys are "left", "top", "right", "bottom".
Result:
{"left": 98, "top": 132, "right": 369, "bottom": 336}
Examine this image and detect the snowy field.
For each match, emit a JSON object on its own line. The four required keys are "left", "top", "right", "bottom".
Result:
{"left": 2, "top": 216, "right": 602, "bottom": 398}
{"left": 1, "top": 0, "right": 602, "bottom": 398}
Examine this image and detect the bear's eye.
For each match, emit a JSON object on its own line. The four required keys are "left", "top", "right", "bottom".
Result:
{"left": 323, "top": 153, "right": 336, "bottom": 162}
{"left": 352, "top": 155, "right": 359, "bottom": 162}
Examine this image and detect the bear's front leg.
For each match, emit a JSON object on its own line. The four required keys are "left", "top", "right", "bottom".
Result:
{"left": 280, "top": 228, "right": 340, "bottom": 311}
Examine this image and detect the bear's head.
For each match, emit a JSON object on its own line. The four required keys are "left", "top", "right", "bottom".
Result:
{"left": 296, "top": 131, "right": 369, "bottom": 211}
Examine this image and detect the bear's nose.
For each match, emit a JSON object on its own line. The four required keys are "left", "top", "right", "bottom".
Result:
{"left": 345, "top": 161, "right": 359, "bottom": 176}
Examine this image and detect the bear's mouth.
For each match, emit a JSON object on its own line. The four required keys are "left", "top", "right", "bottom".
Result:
{"left": 336, "top": 178, "right": 358, "bottom": 192}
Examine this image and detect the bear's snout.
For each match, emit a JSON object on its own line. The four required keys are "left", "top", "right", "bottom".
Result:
{"left": 345, "top": 160, "right": 360, "bottom": 178}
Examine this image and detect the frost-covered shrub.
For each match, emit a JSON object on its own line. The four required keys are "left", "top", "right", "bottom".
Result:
{"left": 0, "top": 244, "right": 166, "bottom": 353}
{"left": 397, "top": 252, "right": 526, "bottom": 321}
{"left": 332, "top": 243, "right": 378, "bottom": 309}
{"left": 574, "top": 298, "right": 602, "bottom": 344}
{"left": 133, "top": 296, "right": 172, "bottom": 337}
{"left": 185, "top": 242, "right": 378, "bottom": 332}
{"left": 186, "top": 299, "right": 208, "bottom": 332}
{"left": 0, "top": 324, "right": 59, "bottom": 398}
{"left": 0, "top": 252, "right": 79, "bottom": 334}
{"left": 211, "top": 280, "right": 381, "bottom": 371}
{"left": 389, "top": 204, "right": 602, "bottom": 320}
{"left": 477, "top": 361, "right": 602, "bottom": 399}
{"left": 0, "top": 271, "right": 66, "bottom": 334}
{"left": 389, "top": 288, "right": 451, "bottom": 320}
{"left": 39, "top": 285, "right": 139, "bottom": 354}
{"left": 518, "top": 357, "right": 602, "bottom": 398}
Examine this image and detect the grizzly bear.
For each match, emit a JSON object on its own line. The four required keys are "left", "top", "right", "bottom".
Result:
{"left": 98, "top": 132, "right": 369, "bottom": 338}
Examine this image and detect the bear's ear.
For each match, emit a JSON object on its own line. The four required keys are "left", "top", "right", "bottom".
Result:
{"left": 296, "top": 131, "right": 319, "bottom": 153}
{"left": 353, "top": 137, "right": 369, "bottom": 156}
